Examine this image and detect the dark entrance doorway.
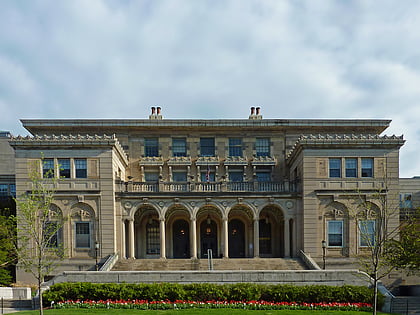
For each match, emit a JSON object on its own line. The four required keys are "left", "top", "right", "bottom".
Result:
{"left": 228, "top": 219, "right": 245, "bottom": 258}
{"left": 172, "top": 219, "right": 190, "bottom": 258}
{"left": 200, "top": 219, "right": 217, "bottom": 258}
{"left": 259, "top": 219, "right": 272, "bottom": 256}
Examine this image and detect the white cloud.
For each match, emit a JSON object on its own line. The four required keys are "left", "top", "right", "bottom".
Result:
{"left": 0, "top": 0, "right": 419, "bottom": 176}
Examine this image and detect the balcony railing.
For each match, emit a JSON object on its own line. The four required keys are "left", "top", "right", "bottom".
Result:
{"left": 119, "top": 180, "right": 300, "bottom": 194}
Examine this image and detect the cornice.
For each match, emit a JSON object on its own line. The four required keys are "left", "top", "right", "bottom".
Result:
{"left": 286, "top": 134, "right": 405, "bottom": 163}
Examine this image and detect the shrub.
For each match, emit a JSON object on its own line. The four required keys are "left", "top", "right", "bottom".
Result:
{"left": 43, "top": 282, "right": 378, "bottom": 306}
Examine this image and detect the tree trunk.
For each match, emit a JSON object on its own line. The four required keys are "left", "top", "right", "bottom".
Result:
{"left": 38, "top": 277, "right": 43, "bottom": 315}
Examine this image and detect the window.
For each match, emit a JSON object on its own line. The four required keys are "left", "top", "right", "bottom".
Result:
{"left": 327, "top": 221, "right": 343, "bottom": 247}
{"left": 43, "top": 159, "right": 55, "bottom": 178}
{"left": 44, "top": 222, "right": 62, "bottom": 248}
{"left": 400, "top": 193, "right": 413, "bottom": 209}
{"left": 58, "top": 159, "right": 70, "bottom": 178}
{"left": 329, "top": 158, "right": 341, "bottom": 178}
{"left": 145, "top": 138, "right": 159, "bottom": 157}
{"left": 75, "top": 222, "right": 91, "bottom": 248}
{"left": 201, "top": 171, "right": 215, "bottom": 182}
{"left": 172, "top": 171, "right": 187, "bottom": 182}
{"left": 256, "top": 171, "right": 271, "bottom": 182}
{"left": 75, "top": 159, "right": 87, "bottom": 178}
{"left": 256, "top": 138, "right": 270, "bottom": 157}
{"left": 146, "top": 219, "right": 160, "bottom": 255}
{"left": 229, "top": 170, "right": 244, "bottom": 182}
{"left": 229, "top": 138, "right": 242, "bottom": 157}
{"left": 345, "top": 158, "right": 357, "bottom": 177}
{"left": 0, "top": 184, "right": 7, "bottom": 197}
{"left": 359, "top": 220, "right": 375, "bottom": 247}
{"left": 200, "top": 138, "right": 215, "bottom": 157}
{"left": 172, "top": 138, "right": 187, "bottom": 157}
{"left": 361, "top": 158, "right": 373, "bottom": 177}
{"left": 145, "top": 172, "right": 159, "bottom": 182}
{"left": 10, "top": 184, "right": 16, "bottom": 197}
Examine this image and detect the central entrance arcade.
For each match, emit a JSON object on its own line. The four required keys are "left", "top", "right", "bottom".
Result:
{"left": 122, "top": 199, "right": 295, "bottom": 261}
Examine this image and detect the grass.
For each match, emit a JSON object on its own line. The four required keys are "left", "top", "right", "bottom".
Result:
{"left": 13, "top": 310, "right": 381, "bottom": 315}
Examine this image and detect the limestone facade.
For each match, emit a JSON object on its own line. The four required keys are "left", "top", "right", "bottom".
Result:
{"left": 5, "top": 109, "right": 406, "bottom": 283}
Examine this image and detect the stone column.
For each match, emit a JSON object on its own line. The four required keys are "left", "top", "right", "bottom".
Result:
{"left": 160, "top": 218, "right": 166, "bottom": 259}
{"left": 191, "top": 218, "right": 197, "bottom": 259}
{"left": 223, "top": 218, "right": 229, "bottom": 258}
{"left": 284, "top": 218, "right": 290, "bottom": 258}
{"left": 128, "top": 219, "right": 135, "bottom": 259}
{"left": 122, "top": 220, "right": 126, "bottom": 259}
{"left": 253, "top": 218, "right": 259, "bottom": 258}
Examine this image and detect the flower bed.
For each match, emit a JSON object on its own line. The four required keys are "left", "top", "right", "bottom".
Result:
{"left": 53, "top": 299, "right": 373, "bottom": 312}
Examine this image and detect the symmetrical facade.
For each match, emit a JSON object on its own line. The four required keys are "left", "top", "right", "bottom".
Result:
{"left": 5, "top": 108, "right": 406, "bottom": 283}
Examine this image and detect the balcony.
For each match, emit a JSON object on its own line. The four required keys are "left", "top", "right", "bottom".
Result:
{"left": 118, "top": 180, "right": 300, "bottom": 194}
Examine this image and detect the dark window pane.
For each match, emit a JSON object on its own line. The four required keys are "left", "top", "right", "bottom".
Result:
{"left": 200, "top": 138, "right": 215, "bottom": 157}
{"left": 145, "top": 138, "right": 159, "bottom": 157}
{"left": 256, "top": 138, "right": 270, "bottom": 157}
{"left": 75, "top": 159, "right": 87, "bottom": 178}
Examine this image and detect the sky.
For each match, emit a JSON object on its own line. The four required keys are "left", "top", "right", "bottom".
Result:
{"left": 0, "top": 0, "right": 419, "bottom": 177}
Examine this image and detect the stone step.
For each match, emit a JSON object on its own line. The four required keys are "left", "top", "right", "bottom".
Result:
{"left": 113, "top": 258, "right": 307, "bottom": 272}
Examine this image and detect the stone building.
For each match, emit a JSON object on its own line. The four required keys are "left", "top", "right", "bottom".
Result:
{"left": 5, "top": 108, "right": 406, "bottom": 284}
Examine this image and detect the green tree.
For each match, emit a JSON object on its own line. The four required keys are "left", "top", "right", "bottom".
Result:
{"left": 385, "top": 208, "right": 420, "bottom": 274}
{"left": 15, "top": 159, "right": 65, "bottom": 315}
{"left": 0, "top": 213, "right": 16, "bottom": 285}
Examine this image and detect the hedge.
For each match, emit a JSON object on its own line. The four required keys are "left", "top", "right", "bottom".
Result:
{"left": 43, "top": 282, "right": 381, "bottom": 306}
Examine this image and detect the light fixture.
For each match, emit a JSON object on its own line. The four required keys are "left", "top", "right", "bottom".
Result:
{"left": 321, "top": 240, "right": 327, "bottom": 270}
{"left": 206, "top": 227, "right": 211, "bottom": 235}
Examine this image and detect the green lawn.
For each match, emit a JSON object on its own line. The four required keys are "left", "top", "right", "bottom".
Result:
{"left": 13, "top": 310, "right": 381, "bottom": 315}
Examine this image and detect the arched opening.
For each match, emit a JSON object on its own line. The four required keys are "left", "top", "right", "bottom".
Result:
{"left": 133, "top": 205, "right": 160, "bottom": 259}
{"left": 200, "top": 219, "right": 217, "bottom": 258}
{"left": 228, "top": 219, "right": 245, "bottom": 258}
{"left": 259, "top": 205, "right": 284, "bottom": 257}
{"left": 172, "top": 219, "right": 190, "bottom": 258}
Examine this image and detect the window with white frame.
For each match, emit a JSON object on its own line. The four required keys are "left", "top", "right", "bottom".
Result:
{"left": 75, "top": 159, "right": 87, "bottom": 178}
{"left": 359, "top": 220, "right": 375, "bottom": 247}
{"left": 145, "top": 138, "right": 159, "bottom": 157}
{"left": 43, "top": 158, "right": 55, "bottom": 178}
{"left": 44, "top": 221, "right": 62, "bottom": 248}
{"left": 361, "top": 158, "right": 374, "bottom": 177}
{"left": 172, "top": 138, "right": 187, "bottom": 157}
{"left": 75, "top": 222, "right": 91, "bottom": 248}
{"left": 229, "top": 138, "right": 242, "bottom": 157}
{"left": 345, "top": 158, "right": 357, "bottom": 178}
{"left": 256, "top": 138, "right": 270, "bottom": 157}
{"left": 58, "top": 159, "right": 71, "bottom": 178}
{"left": 327, "top": 221, "right": 343, "bottom": 247}
{"left": 329, "top": 158, "right": 341, "bottom": 178}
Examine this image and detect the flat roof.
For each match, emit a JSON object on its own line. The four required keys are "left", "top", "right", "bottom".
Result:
{"left": 21, "top": 119, "right": 391, "bottom": 134}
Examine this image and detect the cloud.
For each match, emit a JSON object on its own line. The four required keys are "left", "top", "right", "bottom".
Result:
{"left": 0, "top": 0, "right": 419, "bottom": 176}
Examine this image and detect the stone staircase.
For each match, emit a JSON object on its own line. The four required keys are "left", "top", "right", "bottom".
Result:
{"left": 112, "top": 258, "right": 307, "bottom": 272}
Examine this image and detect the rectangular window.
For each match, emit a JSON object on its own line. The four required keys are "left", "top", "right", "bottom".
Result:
{"left": 229, "top": 138, "right": 242, "bottom": 157}
{"left": 10, "top": 184, "right": 16, "bottom": 198}
{"left": 75, "top": 159, "right": 87, "bottom": 178}
{"left": 145, "top": 172, "right": 159, "bottom": 182}
{"left": 145, "top": 138, "right": 159, "bottom": 157}
{"left": 43, "top": 158, "right": 55, "bottom": 178}
{"left": 359, "top": 220, "right": 375, "bottom": 247}
{"left": 327, "top": 221, "right": 343, "bottom": 247}
{"left": 146, "top": 220, "right": 160, "bottom": 255}
{"left": 44, "top": 222, "right": 61, "bottom": 248}
{"left": 172, "top": 138, "right": 187, "bottom": 157}
{"left": 75, "top": 222, "right": 91, "bottom": 248}
{"left": 201, "top": 171, "right": 215, "bottom": 182}
{"left": 256, "top": 138, "right": 270, "bottom": 157}
{"left": 345, "top": 158, "right": 357, "bottom": 178}
{"left": 400, "top": 193, "right": 413, "bottom": 209}
{"left": 256, "top": 171, "right": 271, "bottom": 182}
{"left": 329, "top": 158, "right": 341, "bottom": 178}
{"left": 172, "top": 171, "right": 187, "bottom": 182}
{"left": 58, "top": 159, "right": 70, "bottom": 178}
{"left": 200, "top": 138, "right": 215, "bottom": 157}
{"left": 0, "top": 184, "right": 8, "bottom": 196}
{"left": 229, "top": 170, "right": 244, "bottom": 182}
{"left": 361, "top": 158, "right": 374, "bottom": 177}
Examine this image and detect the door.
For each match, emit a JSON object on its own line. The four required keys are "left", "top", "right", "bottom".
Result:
{"left": 259, "top": 219, "right": 272, "bottom": 256}
{"left": 228, "top": 219, "right": 245, "bottom": 258}
{"left": 172, "top": 219, "right": 190, "bottom": 258}
{"left": 200, "top": 219, "right": 217, "bottom": 258}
